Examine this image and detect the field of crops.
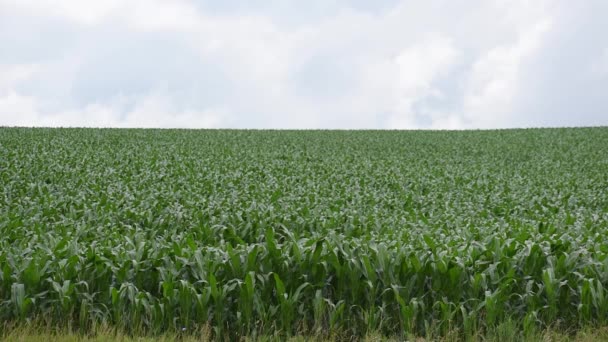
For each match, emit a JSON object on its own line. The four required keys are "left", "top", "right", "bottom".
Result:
{"left": 1, "top": 127, "right": 608, "bottom": 339}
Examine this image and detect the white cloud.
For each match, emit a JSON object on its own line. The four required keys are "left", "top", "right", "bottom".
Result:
{"left": 395, "top": 35, "right": 459, "bottom": 94}
{"left": 0, "top": 0, "right": 607, "bottom": 129}
{"left": 125, "top": 1, "right": 204, "bottom": 32}
{"left": 0, "top": 91, "right": 39, "bottom": 126}
{"left": 378, "top": 35, "right": 460, "bottom": 129}
{"left": 591, "top": 48, "right": 608, "bottom": 76}
{"left": 462, "top": 19, "right": 553, "bottom": 128}
{"left": 0, "top": 0, "right": 123, "bottom": 25}
{"left": 119, "top": 91, "right": 228, "bottom": 128}
{"left": 0, "top": 90, "right": 228, "bottom": 128}
{"left": 0, "top": 64, "right": 40, "bottom": 90}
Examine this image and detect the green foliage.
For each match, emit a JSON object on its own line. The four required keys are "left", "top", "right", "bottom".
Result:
{"left": 1, "top": 127, "right": 608, "bottom": 339}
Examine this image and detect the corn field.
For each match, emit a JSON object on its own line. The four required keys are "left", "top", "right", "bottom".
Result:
{"left": 1, "top": 127, "right": 608, "bottom": 339}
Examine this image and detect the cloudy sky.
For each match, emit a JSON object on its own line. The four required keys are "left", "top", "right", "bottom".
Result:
{"left": 0, "top": 0, "right": 607, "bottom": 129}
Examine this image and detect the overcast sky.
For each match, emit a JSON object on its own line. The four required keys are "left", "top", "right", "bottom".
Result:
{"left": 1, "top": 0, "right": 607, "bottom": 129}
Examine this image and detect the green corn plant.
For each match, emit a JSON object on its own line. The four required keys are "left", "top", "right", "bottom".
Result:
{"left": 1, "top": 127, "right": 608, "bottom": 338}
{"left": 273, "top": 273, "right": 309, "bottom": 335}
{"left": 49, "top": 279, "right": 76, "bottom": 317}
{"left": 312, "top": 289, "right": 326, "bottom": 334}
{"left": 541, "top": 268, "right": 558, "bottom": 322}
{"left": 392, "top": 286, "right": 416, "bottom": 335}
{"left": 238, "top": 271, "right": 256, "bottom": 332}
{"left": 10, "top": 283, "right": 32, "bottom": 320}
{"left": 328, "top": 299, "right": 346, "bottom": 332}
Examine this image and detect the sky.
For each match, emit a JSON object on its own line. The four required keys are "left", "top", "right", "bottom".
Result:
{"left": 0, "top": 0, "right": 607, "bottom": 129}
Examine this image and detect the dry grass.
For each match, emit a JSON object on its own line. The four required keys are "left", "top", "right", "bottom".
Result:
{"left": 4, "top": 324, "right": 608, "bottom": 342}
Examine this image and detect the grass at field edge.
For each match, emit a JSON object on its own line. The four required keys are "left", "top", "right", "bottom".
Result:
{"left": 4, "top": 321, "right": 608, "bottom": 342}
